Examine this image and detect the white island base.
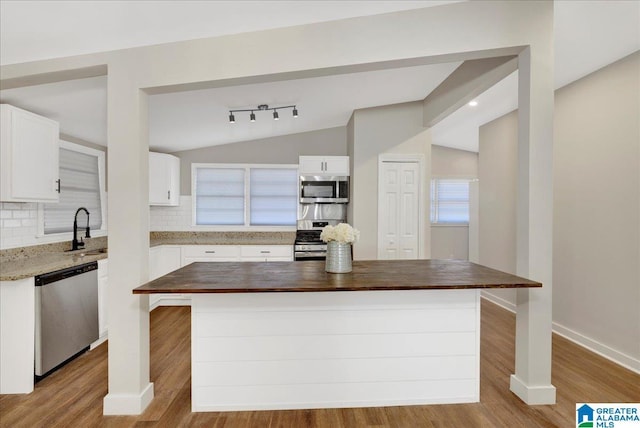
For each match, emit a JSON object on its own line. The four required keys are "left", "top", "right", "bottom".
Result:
{"left": 191, "top": 289, "right": 480, "bottom": 412}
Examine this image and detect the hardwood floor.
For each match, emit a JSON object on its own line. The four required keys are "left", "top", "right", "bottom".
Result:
{"left": 1, "top": 300, "right": 638, "bottom": 427}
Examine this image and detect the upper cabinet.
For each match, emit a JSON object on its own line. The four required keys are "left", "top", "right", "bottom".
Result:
{"left": 0, "top": 105, "right": 60, "bottom": 203}
{"left": 149, "top": 152, "right": 180, "bottom": 206}
{"left": 299, "top": 156, "right": 349, "bottom": 176}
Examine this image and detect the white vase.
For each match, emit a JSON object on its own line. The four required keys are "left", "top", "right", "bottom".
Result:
{"left": 325, "top": 241, "right": 352, "bottom": 273}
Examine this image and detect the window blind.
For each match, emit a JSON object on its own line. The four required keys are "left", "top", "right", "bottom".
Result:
{"left": 193, "top": 165, "right": 297, "bottom": 227}
{"left": 250, "top": 168, "right": 297, "bottom": 226}
{"left": 195, "top": 168, "right": 245, "bottom": 225}
{"left": 431, "top": 178, "right": 470, "bottom": 224}
{"left": 44, "top": 148, "right": 103, "bottom": 234}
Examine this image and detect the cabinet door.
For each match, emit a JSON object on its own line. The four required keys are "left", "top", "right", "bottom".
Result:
{"left": 149, "top": 152, "right": 180, "bottom": 206}
{"left": 298, "top": 156, "right": 325, "bottom": 175}
{"left": 299, "top": 156, "right": 349, "bottom": 176}
{"left": 97, "top": 259, "right": 108, "bottom": 338}
{"left": 1, "top": 105, "right": 60, "bottom": 202}
{"left": 150, "top": 246, "right": 182, "bottom": 280}
{"left": 149, "top": 246, "right": 185, "bottom": 308}
{"left": 240, "top": 245, "right": 293, "bottom": 260}
{"left": 324, "top": 156, "right": 350, "bottom": 176}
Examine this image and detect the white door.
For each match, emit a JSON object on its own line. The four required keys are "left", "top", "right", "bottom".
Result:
{"left": 379, "top": 161, "right": 420, "bottom": 259}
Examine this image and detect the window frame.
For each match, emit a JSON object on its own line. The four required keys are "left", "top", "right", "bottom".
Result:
{"left": 191, "top": 163, "right": 298, "bottom": 231}
{"left": 430, "top": 176, "right": 474, "bottom": 226}
{"left": 37, "top": 140, "right": 107, "bottom": 239}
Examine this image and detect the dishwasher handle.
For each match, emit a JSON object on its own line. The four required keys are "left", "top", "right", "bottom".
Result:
{"left": 35, "top": 261, "right": 98, "bottom": 286}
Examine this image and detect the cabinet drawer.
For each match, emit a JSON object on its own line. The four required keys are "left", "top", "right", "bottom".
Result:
{"left": 240, "top": 245, "right": 292, "bottom": 258}
{"left": 182, "top": 245, "right": 239, "bottom": 258}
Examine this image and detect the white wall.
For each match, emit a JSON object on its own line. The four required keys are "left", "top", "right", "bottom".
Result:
{"left": 552, "top": 52, "right": 639, "bottom": 369}
{"left": 479, "top": 52, "right": 640, "bottom": 371}
{"left": 348, "top": 101, "right": 431, "bottom": 260}
{"left": 171, "top": 127, "right": 346, "bottom": 195}
{"left": 478, "top": 110, "right": 518, "bottom": 306}
{"left": 430, "top": 145, "right": 478, "bottom": 260}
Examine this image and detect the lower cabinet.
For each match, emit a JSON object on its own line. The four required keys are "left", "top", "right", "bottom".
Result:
{"left": 97, "top": 259, "right": 108, "bottom": 340}
{"left": 240, "top": 245, "right": 293, "bottom": 261}
{"left": 149, "top": 244, "right": 294, "bottom": 309}
{"left": 149, "top": 246, "right": 184, "bottom": 309}
{"left": 0, "top": 277, "right": 35, "bottom": 394}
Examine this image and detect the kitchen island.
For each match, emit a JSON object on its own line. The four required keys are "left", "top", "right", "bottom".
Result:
{"left": 134, "top": 259, "right": 541, "bottom": 412}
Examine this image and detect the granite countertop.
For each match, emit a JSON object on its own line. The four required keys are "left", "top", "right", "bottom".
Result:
{"left": 0, "top": 237, "right": 108, "bottom": 281}
{"left": 133, "top": 259, "right": 542, "bottom": 294}
{"left": 150, "top": 231, "right": 295, "bottom": 246}
{"left": 0, "top": 232, "right": 296, "bottom": 281}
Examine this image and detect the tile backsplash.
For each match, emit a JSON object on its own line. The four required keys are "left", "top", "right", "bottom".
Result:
{"left": 150, "top": 196, "right": 193, "bottom": 231}
{"left": 0, "top": 202, "right": 39, "bottom": 249}
{"left": 1, "top": 198, "right": 108, "bottom": 250}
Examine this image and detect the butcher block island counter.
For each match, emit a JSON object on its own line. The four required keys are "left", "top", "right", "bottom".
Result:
{"left": 134, "top": 260, "right": 541, "bottom": 412}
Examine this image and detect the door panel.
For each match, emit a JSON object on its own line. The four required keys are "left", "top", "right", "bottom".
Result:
{"left": 379, "top": 162, "right": 420, "bottom": 260}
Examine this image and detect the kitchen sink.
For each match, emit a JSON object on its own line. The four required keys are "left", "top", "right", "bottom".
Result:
{"left": 64, "top": 248, "right": 107, "bottom": 256}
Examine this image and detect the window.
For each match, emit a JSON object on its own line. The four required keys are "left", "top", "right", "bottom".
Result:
{"left": 42, "top": 141, "right": 106, "bottom": 235}
{"left": 193, "top": 164, "right": 297, "bottom": 227}
{"left": 430, "top": 178, "right": 471, "bottom": 224}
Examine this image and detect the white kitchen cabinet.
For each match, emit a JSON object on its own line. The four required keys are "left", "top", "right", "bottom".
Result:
{"left": 0, "top": 277, "right": 35, "bottom": 394}
{"left": 0, "top": 104, "right": 60, "bottom": 202}
{"left": 299, "top": 156, "right": 349, "bottom": 176}
{"left": 97, "top": 259, "right": 108, "bottom": 340}
{"left": 181, "top": 245, "right": 239, "bottom": 265}
{"left": 240, "top": 245, "right": 293, "bottom": 262}
{"left": 149, "top": 152, "right": 180, "bottom": 206}
{"left": 149, "top": 246, "right": 184, "bottom": 309}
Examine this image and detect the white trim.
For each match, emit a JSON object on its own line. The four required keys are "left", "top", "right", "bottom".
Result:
{"left": 509, "top": 374, "right": 556, "bottom": 405}
{"left": 149, "top": 297, "right": 191, "bottom": 311}
{"left": 552, "top": 322, "right": 640, "bottom": 374}
{"left": 37, "top": 140, "right": 107, "bottom": 237}
{"left": 377, "top": 153, "right": 426, "bottom": 260}
{"left": 191, "top": 163, "right": 299, "bottom": 228}
{"left": 481, "top": 294, "right": 640, "bottom": 374}
{"left": 481, "top": 292, "right": 517, "bottom": 312}
{"left": 103, "top": 382, "right": 154, "bottom": 415}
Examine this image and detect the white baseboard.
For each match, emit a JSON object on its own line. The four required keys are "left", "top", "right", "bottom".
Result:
{"left": 481, "top": 294, "right": 640, "bottom": 375}
{"left": 90, "top": 335, "right": 107, "bottom": 350}
{"left": 103, "top": 382, "right": 154, "bottom": 415}
{"left": 509, "top": 374, "right": 556, "bottom": 405}
{"left": 149, "top": 297, "right": 192, "bottom": 312}
{"left": 552, "top": 322, "right": 640, "bottom": 374}
{"left": 481, "top": 292, "right": 516, "bottom": 312}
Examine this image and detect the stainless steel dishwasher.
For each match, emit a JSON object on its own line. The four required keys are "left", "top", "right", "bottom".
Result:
{"left": 35, "top": 261, "right": 99, "bottom": 379}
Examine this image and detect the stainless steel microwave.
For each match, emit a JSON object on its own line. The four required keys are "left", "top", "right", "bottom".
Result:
{"left": 300, "top": 176, "right": 349, "bottom": 203}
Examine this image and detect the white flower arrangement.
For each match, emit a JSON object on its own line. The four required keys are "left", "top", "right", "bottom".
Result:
{"left": 320, "top": 223, "right": 360, "bottom": 244}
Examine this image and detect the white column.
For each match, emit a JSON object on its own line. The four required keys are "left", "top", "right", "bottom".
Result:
{"left": 102, "top": 69, "right": 154, "bottom": 415}
{"left": 511, "top": 40, "right": 556, "bottom": 404}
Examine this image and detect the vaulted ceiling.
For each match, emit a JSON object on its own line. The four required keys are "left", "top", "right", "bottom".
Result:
{"left": 1, "top": 1, "right": 638, "bottom": 153}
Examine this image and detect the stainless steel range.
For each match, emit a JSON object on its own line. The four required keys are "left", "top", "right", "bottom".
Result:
{"left": 295, "top": 176, "right": 348, "bottom": 261}
{"left": 294, "top": 220, "right": 341, "bottom": 261}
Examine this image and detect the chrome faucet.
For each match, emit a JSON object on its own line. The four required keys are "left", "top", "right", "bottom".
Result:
{"left": 72, "top": 207, "right": 91, "bottom": 251}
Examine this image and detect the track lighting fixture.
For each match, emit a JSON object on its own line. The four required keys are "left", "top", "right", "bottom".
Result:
{"left": 228, "top": 104, "right": 298, "bottom": 123}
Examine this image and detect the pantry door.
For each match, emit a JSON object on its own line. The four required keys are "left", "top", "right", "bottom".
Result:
{"left": 378, "top": 157, "right": 423, "bottom": 260}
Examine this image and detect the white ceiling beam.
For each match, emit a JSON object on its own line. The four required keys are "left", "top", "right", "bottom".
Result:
{"left": 423, "top": 55, "right": 518, "bottom": 128}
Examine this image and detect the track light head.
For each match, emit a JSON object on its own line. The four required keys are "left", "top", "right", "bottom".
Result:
{"left": 228, "top": 104, "right": 296, "bottom": 122}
